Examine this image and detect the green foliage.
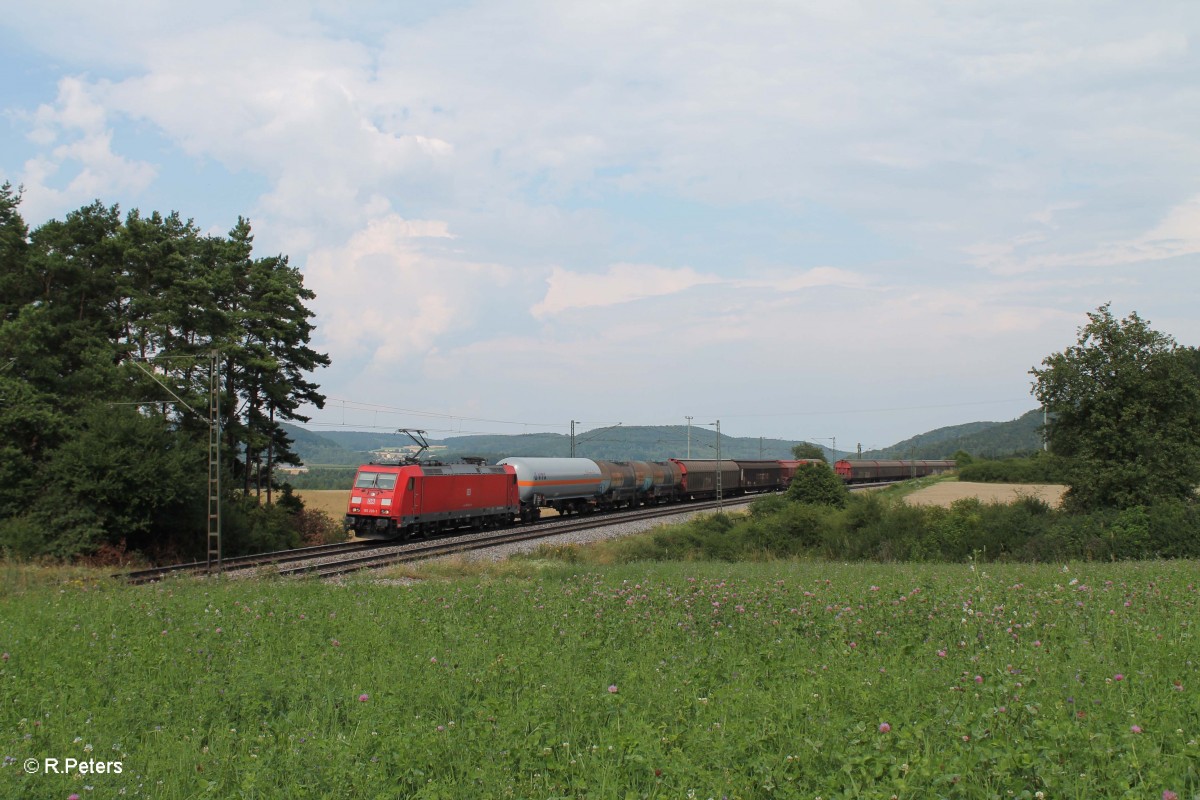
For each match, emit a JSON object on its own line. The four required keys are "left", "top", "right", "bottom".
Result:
{"left": 785, "top": 461, "right": 849, "bottom": 507}
{"left": 790, "top": 441, "right": 826, "bottom": 460}
{"left": 1033, "top": 304, "right": 1200, "bottom": 511}
{"left": 280, "top": 466, "right": 359, "bottom": 489}
{"left": 221, "top": 497, "right": 303, "bottom": 556}
{"left": 583, "top": 490, "right": 1200, "bottom": 565}
{"left": 957, "top": 453, "right": 1069, "bottom": 483}
{"left": 0, "top": 190, "right": 328, "bottom": 561}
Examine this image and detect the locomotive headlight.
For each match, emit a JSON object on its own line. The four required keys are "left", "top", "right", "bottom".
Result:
{"left": 351, "top": 496, "right": 363, "bottom": 504}
{"left": 380, "top": 499, "right": 392, "bottom": 507}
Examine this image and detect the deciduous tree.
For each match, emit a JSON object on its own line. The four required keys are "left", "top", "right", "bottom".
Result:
{"left": 1031, "top": 305, "right": 1200, "bottom": 511}
{"left": 791, "top": 442, "right": 827, "bottom": 461}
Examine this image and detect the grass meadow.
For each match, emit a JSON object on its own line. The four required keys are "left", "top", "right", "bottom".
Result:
{"left": 1, "top": 559, "right": 1197, "bottom": 799}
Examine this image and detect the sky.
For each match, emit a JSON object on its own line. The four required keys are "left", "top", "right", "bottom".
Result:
{"left": 3, "top": 1, "right": 1199, "bottom": 452}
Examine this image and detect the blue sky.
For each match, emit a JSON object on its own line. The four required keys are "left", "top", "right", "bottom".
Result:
{"left": 3, "top": 0, "right": 1199, "bottom": 450}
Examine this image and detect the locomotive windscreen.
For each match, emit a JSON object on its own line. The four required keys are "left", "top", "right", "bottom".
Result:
{"left": 353, "top": 471, "right": 399, "bottom": 489}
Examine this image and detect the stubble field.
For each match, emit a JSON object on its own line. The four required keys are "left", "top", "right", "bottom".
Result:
{"left": 295, "top": 490, "right": 350, "bottom": 518}
{"left": 904, "top": 482, "right": 1068, "bottom": 508}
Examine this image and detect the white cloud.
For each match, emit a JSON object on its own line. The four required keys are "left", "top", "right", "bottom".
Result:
{"left": 304, "top": 213, "right": 509, "bottom": 368}
{"left": 531, "top": 263, "right": 721, "bottom": 317}
{"left": 531, "top": 264, "right": 873, "bottom": 319}
{"left": 16, "top": 77, "right": 157, "bottom": 221}
{"left": 968, "top": 195, "right": 1200, "bottom": 275}
{"left": 739, "top": 267, "right": 872, "bottom": 293}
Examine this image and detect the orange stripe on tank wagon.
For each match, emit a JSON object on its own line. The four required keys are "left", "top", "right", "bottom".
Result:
{"left": 517, "top": 479, "right": 602, "bottom": 487}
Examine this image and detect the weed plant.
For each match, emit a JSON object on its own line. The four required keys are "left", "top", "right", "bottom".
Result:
{"left": 1, "top": 561, "right": 1197, "bottom": 798}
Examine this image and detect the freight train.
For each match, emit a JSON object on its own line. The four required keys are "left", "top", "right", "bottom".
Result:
{"left": 343, "top": 457, "right": 955, "bottom": 541}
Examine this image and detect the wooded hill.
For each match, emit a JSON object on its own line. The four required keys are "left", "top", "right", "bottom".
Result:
{"left": 861, "top": 409, "right": 1046, "bottom": 460}
{"left": 285, "top": 411, "right": 1045, "bottom": 467}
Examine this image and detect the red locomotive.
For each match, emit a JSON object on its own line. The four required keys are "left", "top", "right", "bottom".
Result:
{"left": 344, "top": 462, "right": 520, "bottom": 540}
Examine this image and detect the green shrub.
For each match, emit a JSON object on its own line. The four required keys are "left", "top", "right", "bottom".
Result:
{"left": 786, "top": 462, "right": 849, "bottom": 507}
{"left": 221, "top": 498, "right": 303, "bottom": 556}
{"left": 957, "top": 455, "right": 1069, "bottom": 484}
{"left": 1145, "top": 498, "right": 1200, "bottom": 558}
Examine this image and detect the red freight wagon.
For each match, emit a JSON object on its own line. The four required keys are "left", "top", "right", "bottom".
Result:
{"left": 777, "top": 459, "right": 826, "bottom": 487}
{"left": 344, "top": 463, "right": 519, "bottom": 540}
{"left": 834, "top": 459, "right": 956, "bottom": 483}
{"left": 669, "top": 459, "right": 743, "bottom": 498}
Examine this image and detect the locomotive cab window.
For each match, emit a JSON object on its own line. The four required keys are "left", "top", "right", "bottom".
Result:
{"left": 354, "top": 472, "right": 398, "bottom": 490}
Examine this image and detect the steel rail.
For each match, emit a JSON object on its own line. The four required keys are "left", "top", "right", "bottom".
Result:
{"left": 281, "top": 498, "right": 752, "bottom": 579}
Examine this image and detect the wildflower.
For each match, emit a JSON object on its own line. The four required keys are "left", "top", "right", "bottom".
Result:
{"left": 607, "top": 685, "right": 618, "bottom": 694}
{"left": 1163, "top": 791, "right": 1178, "bottom": 800}
{"left": 1131, "top": 725, "right": 1143, "bottom": 734}
{"left": 1114, "top": 673, "right": 1124, "bottom": 682}
{"left": 1, "top": 653, "right": 8, "bottom": 661}
{"left": 358, "top": 694, "right": 369, "bottom": 702}
{"left": 937, "top": 650, "right": 947, "bottom": 658}
{"left": 878, "top": 722, "right": 891, "bottom": 733}
{"left": 975, "top": 675, "right": 983, "bottom": 684}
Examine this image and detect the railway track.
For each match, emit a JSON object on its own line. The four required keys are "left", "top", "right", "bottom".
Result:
{"left": 120, "top": 498, "right": 750, "bottom": 583}
{"left": 278, "top": 498, "right": 750, "bottom": 579}
{"left": 282, "top": 496, "right": 748, "bottom": 578}
{"left": 120, "top": 540, "right": 390, "bottom": 584}
{"left": 122, "top": 481, "right": 891, "bottom": 584}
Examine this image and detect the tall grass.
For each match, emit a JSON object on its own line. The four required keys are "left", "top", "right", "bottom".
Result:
{"left": 1, "top": 561, "right": 1197, "bottom": 797}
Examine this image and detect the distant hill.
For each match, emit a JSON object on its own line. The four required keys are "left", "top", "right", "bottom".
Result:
{"left": 283, "top": 412, "right": 1046, "bottom": 467}
{"left": 438, "top": 426, "right": 810, "bottom": 462}
{"left": 863, "top": 409, "right": 1045, "bottom": 460}
{"left": 279, "top": 425, "right": 376, "bottom": 465}
{"left": 281, "top": 424, "right": 838, "bottom": 465}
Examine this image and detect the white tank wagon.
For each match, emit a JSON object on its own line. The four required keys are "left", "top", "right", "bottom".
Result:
{"left": 496, "top": 457, "right": 606, "bottom": 520}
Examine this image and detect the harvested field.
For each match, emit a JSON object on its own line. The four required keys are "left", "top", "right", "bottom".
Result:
{"left": 904, "top": 481, "right": 1067, "bottom": 508}
{"left": 297, "top": 489, "right": 350, "bottom": 517}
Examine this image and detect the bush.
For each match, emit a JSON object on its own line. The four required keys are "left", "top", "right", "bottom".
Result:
{"left": 787, "top": 463, "right": 849, "bottom": 507}
{"left": 221, "top": 498, "right": 303, "bottom": 557}
{"left": 957, "top": 455, "right": 1070, "bottom": 484}
{"left": 295, "top": 509, "right": 349, "bottom": 546}
{"left": 1146, "top": 498, "right": 1200, "bottom": 558}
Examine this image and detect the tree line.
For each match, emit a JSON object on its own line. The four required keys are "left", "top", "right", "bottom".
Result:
{"left": 0, "top": 183, "right": 330, "bottom": 560}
